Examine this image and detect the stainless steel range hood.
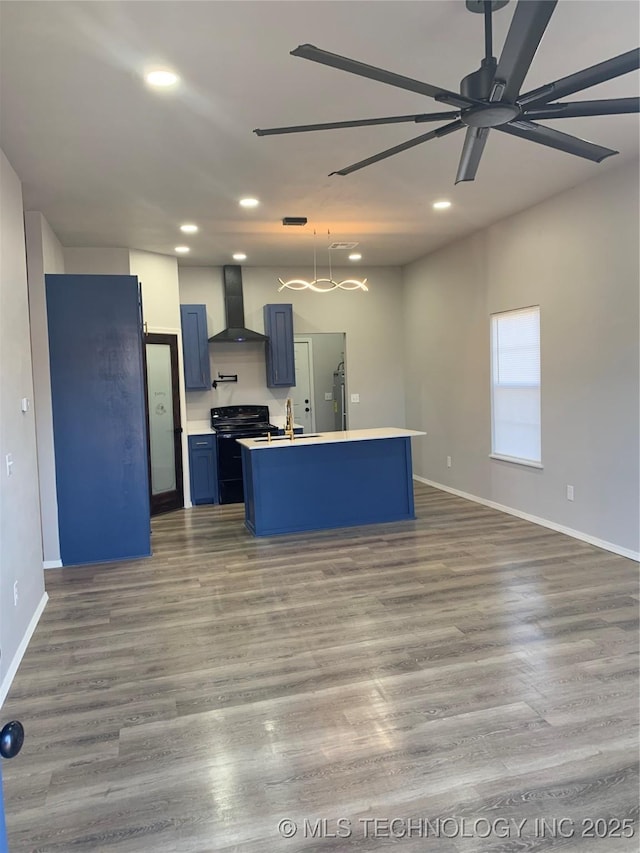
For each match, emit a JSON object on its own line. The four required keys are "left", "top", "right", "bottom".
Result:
{"left": 208, "top": 265, "right": 268, "bottom": 343}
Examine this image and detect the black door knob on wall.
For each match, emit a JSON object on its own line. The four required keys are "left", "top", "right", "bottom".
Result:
{"left": 0, "top": 720, "right": 24, "bottom": 759}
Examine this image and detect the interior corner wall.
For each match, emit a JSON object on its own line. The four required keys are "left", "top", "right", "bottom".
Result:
{"left": 24, "top": 212, "right": 64, "bottom": 567}
{"left": 178, "top": 265, "right": 405, "bottom": 429}
{"left": 403, "top": 161, "right": 640, "bottom": 557}
{"left": 0, "top": 150, "right": 46, "bottom": 703}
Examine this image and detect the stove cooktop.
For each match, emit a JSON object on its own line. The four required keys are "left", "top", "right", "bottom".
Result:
{"left": 214, "top": 421, "right": 278, "bottom": 434}
{"left": 211, "top": 404, "right": 278, "bottom": 434}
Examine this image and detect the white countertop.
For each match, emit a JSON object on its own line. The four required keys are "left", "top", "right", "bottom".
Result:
{"left": 236, "top": 427, "right": 426, "bottom": 450}
{"left": 187, "top": 421, "right": 215, "bottom": 435}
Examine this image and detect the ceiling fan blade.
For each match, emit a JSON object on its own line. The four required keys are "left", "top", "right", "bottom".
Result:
{"left": 291, "top": 44, "right": 474, "bottom": 109}
{"left": 254, "top": 111, "right": 460, "bottom": 136}
{"left": 329, "top": 119, "right": 464, "bottom": 176}
{"left": 455, "top": 127, "right": 490, "bottom": 184}
{"left": 498, "top": 120, "right": 618, "bottom": 162}
{"left": 494, "top": 0, "right": 557, "bottom": 103}
{"left": 518, "top": 48, "right": 640, "bottom": 108}
{"left": 524, "top": 97, "right": 640, "bottom": 120}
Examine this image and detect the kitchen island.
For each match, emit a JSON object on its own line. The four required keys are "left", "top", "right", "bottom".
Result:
{"left": 237, "top": 427, "right": 425, "bottom": 536}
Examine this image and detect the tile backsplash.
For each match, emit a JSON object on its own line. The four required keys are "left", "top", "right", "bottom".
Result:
{"left": 185, "top": 342, "right": 290, "bottom": 423}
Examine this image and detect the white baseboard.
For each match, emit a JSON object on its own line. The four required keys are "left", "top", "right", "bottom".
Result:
{"left": 43, "top": 559, "right": 62, "bottom": 569}
{"left": 0, "top": 592, "right": 49, "bottom": 707}
{"left": 413, "top": 475, "right": 640, "bottom": 562}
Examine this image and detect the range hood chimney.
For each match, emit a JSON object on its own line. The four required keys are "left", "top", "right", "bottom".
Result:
{"left": 208, "top": 265, "right": 268, "bottom": 343}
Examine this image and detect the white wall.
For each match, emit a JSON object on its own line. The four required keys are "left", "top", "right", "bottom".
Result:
{"left": 24, "top": 212, "right": 65, "bottom": 567}
{"left": 129, "top": 250, "right": 180, "bottom": 331}
{"left": 63, "top": 247, "right": 130, "bottom": 275}
{"left": 178, "top": 265, "right": 406, "bottom": 429}
{"left": 0, "top": 150, "right": 47, "bottom": 704}
{"left": 403, "top": 161, "right": 640, "bottom": 558}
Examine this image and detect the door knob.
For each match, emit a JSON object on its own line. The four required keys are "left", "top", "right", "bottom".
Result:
{"left": 0, "top": 720, "right": 24, "bottom": 759}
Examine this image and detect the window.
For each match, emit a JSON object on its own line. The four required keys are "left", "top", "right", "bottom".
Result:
{"left": 490, "top": 305, "right": 541, "bottom": 465}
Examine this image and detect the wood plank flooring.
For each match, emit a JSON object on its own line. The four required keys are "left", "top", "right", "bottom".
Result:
{"left": 2, "top": 483, "right": 639, "bottom": 852}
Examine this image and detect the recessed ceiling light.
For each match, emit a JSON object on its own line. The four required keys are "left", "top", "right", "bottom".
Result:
{"left": 145, "top": 69, "right": 179, "bottom": 88}
{"left": 433, "top": 200, "right": 452, "bottom": 210}
{"left": 348, "top": 253, "right": 362, "bottom": 261}
{"left": 175, "top": 246, "right": 190, "bottom": 254}
{"left": 232, "top": 253, "right": 247, "bottom": 261}
{"left": 239, "top": 197, "right": 259, "bottom": 208}
{"left": 180, "top": 224, "right": 198, "bottom": 233}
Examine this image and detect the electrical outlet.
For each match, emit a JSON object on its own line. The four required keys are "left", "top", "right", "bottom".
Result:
{"left": 350, "top": 393, "right": 360, "bottom": 403}
{"left": 447, "top": 456, "right": 452, "bottom": 468}
{"left": 324, "top": 392, "right": 332, "bottom": 401}
{"left": 13, "top": 581, "right": 18, "bottom": 606}
{"left": 566, "top": 484, "right": 575, "bottom": 501}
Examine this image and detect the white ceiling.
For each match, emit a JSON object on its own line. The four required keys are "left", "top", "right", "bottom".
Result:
{"left": 0, "top": 1, "right": 638, "bottom": 267}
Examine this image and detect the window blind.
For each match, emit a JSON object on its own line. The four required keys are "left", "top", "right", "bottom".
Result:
{"left": 491, "top": 306, "right": 541, "bottom": 464}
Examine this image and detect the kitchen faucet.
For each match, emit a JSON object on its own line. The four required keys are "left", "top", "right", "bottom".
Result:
{"left": 285, "top": 398, "right": 294, "bottom": 440}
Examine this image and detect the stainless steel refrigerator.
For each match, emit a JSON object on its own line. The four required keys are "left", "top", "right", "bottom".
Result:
{"left": 333, "top": 361, "right": 347, "bottom": 431}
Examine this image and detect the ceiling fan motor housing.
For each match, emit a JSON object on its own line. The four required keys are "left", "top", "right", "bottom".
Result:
{"left": 461, "top": 57, "right": 498, "bottom": 100}
{"left": 460, "top": 58, "right": 521, "bottom": 127}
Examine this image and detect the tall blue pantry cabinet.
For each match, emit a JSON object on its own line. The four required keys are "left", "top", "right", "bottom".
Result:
{"left": 45, "top": 274, "right": 151, "bottom": 565}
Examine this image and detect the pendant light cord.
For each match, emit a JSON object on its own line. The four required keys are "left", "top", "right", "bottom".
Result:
{"left": 313, "top": 229, "right": 317, "bottom": 283}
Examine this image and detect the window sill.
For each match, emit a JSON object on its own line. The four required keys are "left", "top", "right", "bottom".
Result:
{"left": 489, "top": 453, "right": 543, "bottom": 470}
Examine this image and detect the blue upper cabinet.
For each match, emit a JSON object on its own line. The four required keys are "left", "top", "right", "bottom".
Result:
{"left": 264, "top": 303, "right": 295, "bottom": 387}
{"left": 180, "top": 304, "right": 211, "bottom": 390}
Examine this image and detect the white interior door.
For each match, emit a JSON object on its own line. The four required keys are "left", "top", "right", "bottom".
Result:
{"left": 292, "top": 339, "right": 315, "bottom": 433}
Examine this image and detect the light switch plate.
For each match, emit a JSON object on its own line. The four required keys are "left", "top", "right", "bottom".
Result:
{"left": 350, "top": 393, "right": 360, "bottom": 403}
{"left": 324, "top": 392, "right": 332, "bottom": 401}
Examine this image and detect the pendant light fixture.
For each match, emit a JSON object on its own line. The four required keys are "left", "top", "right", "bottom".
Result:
{"left": 278, "top": 230, "right": 368, "bottom": 292}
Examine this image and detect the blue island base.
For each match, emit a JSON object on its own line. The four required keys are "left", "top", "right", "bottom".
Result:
{"left": 241, "top": 436, "right": 416, "bottom": 536}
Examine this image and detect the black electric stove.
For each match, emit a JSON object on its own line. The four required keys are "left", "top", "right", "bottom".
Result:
{"left": 211, "top": 405, "right": 279, "bottom": 504}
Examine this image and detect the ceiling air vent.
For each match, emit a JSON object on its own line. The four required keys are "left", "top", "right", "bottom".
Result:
{"left": 328, "top": 241, "right": 358, "bottom": 250}
{"left": 282, "top": 217, "right": 308, "bottom": 226}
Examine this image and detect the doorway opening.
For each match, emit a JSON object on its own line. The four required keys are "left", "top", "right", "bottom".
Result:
{"left": 293, "top": 333, "right": 346, "bottom": 432}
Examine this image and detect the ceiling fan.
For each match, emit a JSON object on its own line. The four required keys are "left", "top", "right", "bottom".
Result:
{"left": 254, "top": 0, "right": 640, "bottom": 184}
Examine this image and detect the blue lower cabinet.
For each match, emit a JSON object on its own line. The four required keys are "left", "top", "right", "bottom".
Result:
{"left": 188, "top": 435, "right": 218, "bottom": 504}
